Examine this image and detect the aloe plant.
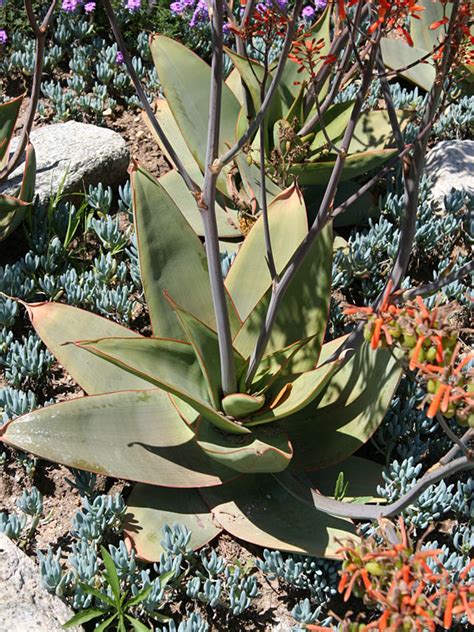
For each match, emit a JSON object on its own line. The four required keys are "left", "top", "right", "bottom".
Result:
{"left": 2, "top": 0, "right": 472, "bottom": 563}
{"left": 0, "top": 95, "right": 36, "bottom": 241}
{"left": 1, "top": 170, "right": 402, "bottom": 559}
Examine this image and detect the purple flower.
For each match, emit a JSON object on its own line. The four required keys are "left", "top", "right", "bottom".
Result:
{"left": 189, "top": 0, "right": 208, "bottom": 27}
{"left": 302, "top": 5, "right": 315, "bottom": 19}
{"left": 170, "top": 0, "right": 186, "bottom": 14}
{"left": 0, "top": 30, "right": 6, "bottom": 45}
{"left": 61, "top": 0, "right": 79, "bottom": 11}
{"left": 116, "top": 50, "right": 124, "bottom": 64}
{"left": 125, "top": 0, "right": 141, "bottom": 11}
{"left": 84, "top": 1, "right": 96, "bottom": 12}
{"left": 314, "top": 0, "right": 328, "bottom": 9}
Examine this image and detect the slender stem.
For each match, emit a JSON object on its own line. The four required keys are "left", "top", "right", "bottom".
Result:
{"left": 312, "top": 91, "right": 343, "bottom": 154}
{"left": 0, "top": 0, "right": 58, "bottom": 181}
{"left": 388, "top": 0, "right": 460, "bottom": 293}
{"left": 215, "top": 0, "right": 304, "bottom": 171}
{"left": 301, "top": 2, "right": 370, "bottom": 122}
{"left": 376, "top": 51, "right": 405, "bottom": 154}
{"left": 102, "top": 0, "right": 199, "bottom": 194}
{"left": 438, "top": 429, "right": 473, "bottom": 466}
{"left": 298, "top": 42, "right": 355, "bottom": 139}
{"left": 275, "top": 453, "right": 473, "bottom": 520}
{"left": 232, "top": 0, "right": 256, "bottom": 121}
{"left": 246, "top": 34, "right": 381, "bottom": 385}
{"left": 329, "top": 120, "right": 433, "bottom": 222}
{"left": 378, "top": 41, "right": 444, "bottom": 79}
{"left": 401, "top": 260, "right": 474, "bottom": 301}
{"left": 258, "top": 57, "right": 277, "bottom": 281}
{"left": 436, "top": 412, "right": 472, "bottom": 459}
{"left": 199, "top": 0, "right": 236, "bottom": 395}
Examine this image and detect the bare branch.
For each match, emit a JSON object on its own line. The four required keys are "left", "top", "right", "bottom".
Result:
{"left": 402, "top": 260, "right": 474, "bottom": 301}
{"left": 376, "top": 51, "right": 405, "bottom": 154}
{"left": 199, "top": 0, "right": 237, "bottom": 395}
{"left": 438, "top": 429, "right": 474, "bottom": 466}
{"left": 102, "top": 0, "right": 199, "bottom": 194}
{"left": 275, "top": 453, "right": 474, "bottom": 520}
{"left": 436, "top": 412, "right": 473, "bottom": 459}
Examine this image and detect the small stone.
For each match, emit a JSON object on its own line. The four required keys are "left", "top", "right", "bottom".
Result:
{"left": 102, "top": 108, "right": 113, "bottom": 117}
{"left": 136, "top": 130, "right": 145, "bottom": 139}
{"left": 0, "top": 533, "right": 83, "bottom": 631}
{"left": 0, "top": 121, "right": 130, "bottom": 207}
{"left": 424, "top": 140, "right": 474, "bottom": 206}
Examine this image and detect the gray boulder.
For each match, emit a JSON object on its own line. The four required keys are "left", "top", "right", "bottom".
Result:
{"left": 0, "top": 533, "right": 83, "bottom": 631}
{"left": 424, "top": 140, "right": 474, "bottom": 205}
{"left": 0, "top": 121, "right": 129, "bottom": 206}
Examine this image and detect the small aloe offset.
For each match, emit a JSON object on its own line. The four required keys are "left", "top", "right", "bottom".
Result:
{"left": 0, "top": 95, "right": 36, "bottom": 241}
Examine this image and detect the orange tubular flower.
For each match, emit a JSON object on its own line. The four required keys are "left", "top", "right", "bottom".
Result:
{"left": 336, "top": 518, "right": 473, "bottom": 630}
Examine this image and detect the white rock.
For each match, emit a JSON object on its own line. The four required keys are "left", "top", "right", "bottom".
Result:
{"left": 424, "top": 140, "right": 474, "bottom": 204}
{"left": 0, "top": 121, "right": 129, "bottom": 206}
{"left": 0, "top": 533, "right": 83, "bottom": 632}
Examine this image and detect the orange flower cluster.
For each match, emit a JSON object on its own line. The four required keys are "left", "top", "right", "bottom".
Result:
{"left": 344, "top": 288, "right": 473, "bottom": 426}
{"left": 229, "top": 4, "right": 289, "bottom": 42}
{"left": 288, "top": 36, "right": 329, "bottom": 82}
{"left": 431, "top": 0, "right": 474, "bottom": 67}
{"left": 309, "top": 518, "right": 474, "bottom": 631}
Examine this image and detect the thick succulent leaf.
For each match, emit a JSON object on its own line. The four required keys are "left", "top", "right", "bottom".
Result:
{"left": 281, "top": 344, "right": 403, "bottom": 470}
{"left": 0, "top": 195, "right": 30, "bottom": 241}
{"left": 278, "top": 7, "right": 332, "bottom": 108}
{"left": 235, "top": 153, "right": 282, "bottom": 213}
{"left": 196, "top": 419, "right": 292, "bottom": 473}
{"left": 1, "top": 389, "right": 236, "bottom": 487}
{"left": 284, "top": 82, "right": 305, "bottom": 125}
{"left": 0, "top": 95, "right": 22, "bottom": 162}
{"left": 317, "top": 334, "right": 349, "bottom": 365}
{"left": 76, "top": 337, "right": 250, "bottom": 435}
{"left": 247, "top": 359, "right": 340, "bottom": 426}
{"left": 150, "top": 35, "right": 240, "bottom": 195}
{"left": 18, "top": 142, "right": 36, "bottom": 203}
{"left": 305, "top": 456, "right": 385, "bottom": 502}
{"left": 25, "top": 301, "right": 148, "bottom": 394}
{"left": 289, "top": 149, "right": 397, "bottom": 185}
{"left": 226, "top": 183, "right": 307, "bottom": 322}
{"left": 309, "top": 101, "right": 355, "bottom": 152}
{"left": 225, "top": 48, "right": 283, "bottom": 145}
{"left": 145, "top": 98, "right": 202, "bottom": 183}
{"left": 159, "top": 169, "right": 241, "bottom": 239}
{"left": 167, "top": 298, "right": 246, "bottom": 409}
{"left": 125, "top": 484, "right": 222, "bottom": 561}
{"left": 200, "top": 474, "right": 355, "bottom": 558}
{"left": 410, "top": 0, "right": 449, "bottom": 53}
{"left": 234, "top": 223, "right": 333, "bottom": 371}
{"left": 0, "top": 143, "right": 36, "bottom": 240}
{"left": 348, "top": 109, "right": 413, "bottom": 154}
{"left": 132, "top": 163, "right": 216, "bottom": 339}
{"left": 249, "top": 337, "right": 316, "bottom": 393}
{"left": 225, "top": 68, "right": 245, "bottom": 105}
{"left": 380, "top": 38, "right": 435, "bottom": 91}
